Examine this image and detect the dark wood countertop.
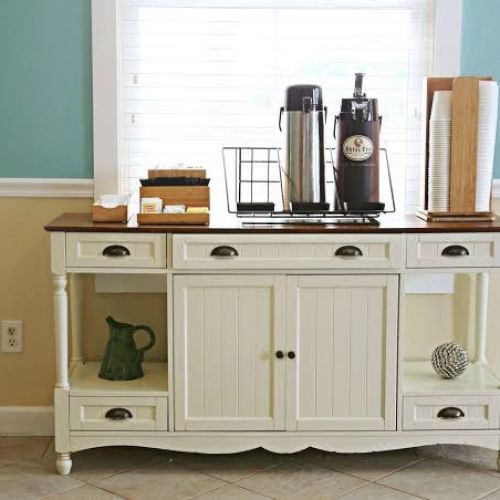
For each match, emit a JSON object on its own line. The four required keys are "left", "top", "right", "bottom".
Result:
{"left": 44, "top": 212, "right": 500, "bottom": 234}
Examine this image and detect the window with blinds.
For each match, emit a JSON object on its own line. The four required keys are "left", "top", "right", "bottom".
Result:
{"left": 119, "top": 0, "right": 435, "bottom": 213}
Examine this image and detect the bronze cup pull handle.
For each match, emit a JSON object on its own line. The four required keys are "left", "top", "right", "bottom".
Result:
{"left": 102, "top": 245, "right": 131, "bottom": 257}
{"left": 335, "top": 245, "right": 363, "bottom": 257}
{"left": 105, "top": 408, "right": 133, "bottom": 420}
{"left": 437, "top": 407, "right": 465, "bottom": 419}
{"left": 441, "top": 245, "right": 469, "bottom": 257}
{"left": 210, "top": 246, "right": 239, "bottom": 258}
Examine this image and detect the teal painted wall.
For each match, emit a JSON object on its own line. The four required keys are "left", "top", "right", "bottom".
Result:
{"left": 461, "top": 0, "right": 500, "bottom": 178}
{"left": 0, "top": 0, "right": 92, "bottom": 179}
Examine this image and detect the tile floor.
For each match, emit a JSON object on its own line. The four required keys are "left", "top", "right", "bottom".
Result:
{"left": 2, "top": 438, "right": 500, "bottom": 499}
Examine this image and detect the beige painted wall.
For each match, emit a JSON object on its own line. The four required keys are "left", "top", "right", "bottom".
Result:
{"left": 0, "top": 198, "right": 92, "bottom": 405}
{"left": 1, "top": 198, "right": 499, "bottom": 406}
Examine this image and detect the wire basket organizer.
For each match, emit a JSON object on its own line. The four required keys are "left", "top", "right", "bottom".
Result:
{"left": 222, "top": 147, "right": 395, "bottom": 224}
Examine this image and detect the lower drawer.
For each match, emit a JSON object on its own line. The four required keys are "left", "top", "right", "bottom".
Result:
{"left": 403, "top": 395, "right": 499, "bottom": 430}
{"left": 70, "top": 396, "right": 168, "bottom": 431}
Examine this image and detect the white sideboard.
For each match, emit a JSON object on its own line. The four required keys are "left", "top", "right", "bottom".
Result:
{"left": 46, "top": 220, "right": 500, "bottom": 476}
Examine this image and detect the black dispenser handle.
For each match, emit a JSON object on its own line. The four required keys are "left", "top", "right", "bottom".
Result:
{"left": 354, "top": 72, "right": 365, "bottom": 97}
{"left": 333, "top": 115, "right": 339, "bottom": 139}
{"left": 279, "top": 107, "right": 284, "bottom": 132}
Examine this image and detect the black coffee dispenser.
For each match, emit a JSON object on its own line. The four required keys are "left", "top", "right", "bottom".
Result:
{"left": 334, "top": 73, "right": 383, "bottom": 212}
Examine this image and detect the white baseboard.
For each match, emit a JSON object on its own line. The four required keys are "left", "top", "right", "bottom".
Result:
{"left": 0, "top": 406, "right": 54, "bottom": 436}
{"left": 0, "top": 178, "right": 93, "bottom": 198}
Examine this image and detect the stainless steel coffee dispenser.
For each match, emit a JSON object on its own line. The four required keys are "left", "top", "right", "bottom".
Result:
{"left": 279, "top": 84, "right": 327, "bottom": 211}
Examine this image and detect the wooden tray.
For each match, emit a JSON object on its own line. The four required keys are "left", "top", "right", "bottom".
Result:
{"left": 138, "top": 186, "right": 210, "bottom": 225}
{"left": 416, "top": 209, "right": 495, "bottom": 222}
{"left": 148, "top": 169, "right": 206, "bottom": 179}
{"left": 140, "top": 186, "right": 209, "bottom": 206}
{"left": 92, "top": 204, "right": 128, "bottom": 223}
{"left": 137, "top": 213, "right": 209, "bottom": 225}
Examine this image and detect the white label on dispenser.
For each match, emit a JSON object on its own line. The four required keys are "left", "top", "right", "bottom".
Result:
{"left": 343, "top": 135, "right": 374, "bottom": 162}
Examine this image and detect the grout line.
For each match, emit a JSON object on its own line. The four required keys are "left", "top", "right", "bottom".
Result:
{"left": 315, "top": 453, "right": 428, "bottom": 484}
{"left": 335, "top": 480, "right": 374, "bottom": 499}
{"left": 41, "top": 437, "right": 53, "bottom": 462}
{"left": 87, "top": 482, "right": 131, "bottom": 500}
{"left": 425, "top": 454, "right": 500, "bottom": 480}
{"left": 365, "top": 456, "right": 427, "bottom": 482}
{"left": 368, "top": 481, "right": 430, "bottom": 500}
{"left": 187, "top": 480, "right": 237, "bottom": 500}
{"left": 223, "top": 456, "right": 299, "bottom": 484}
{"left": 173, "top": 453, "right": 297, "bottom": 485}
{"left": 39, "top": 482, "right": 89, "bottom": 499}
{"left": 476, "top": 485, "right": 500, "bottom": 500}
{"left": 233, "top": 483, "right": 277, "bottom": 500}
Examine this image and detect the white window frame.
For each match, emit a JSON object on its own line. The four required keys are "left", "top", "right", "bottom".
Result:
{"left": 91, "top": 0, "right": 462, "bottom": 200}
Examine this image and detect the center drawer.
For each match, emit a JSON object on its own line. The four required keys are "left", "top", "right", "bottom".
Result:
{"left": 172, "top": 234, "right": 403, "bottom": 270}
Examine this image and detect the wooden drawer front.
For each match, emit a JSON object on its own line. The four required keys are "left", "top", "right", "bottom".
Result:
{"left": 66, "top": 233, "right": 166, "bottom": 268}
{"left": 173, "top": 234, "right": 403, "bottom": 270}
{"left": 407, "top": 233, "right": 498, "bottom": 268}
{"left": 70, "top": 396, "right": 168, "bottom": 431}
{"left": 403, "top": 396, "right": 499, "bottom": 430}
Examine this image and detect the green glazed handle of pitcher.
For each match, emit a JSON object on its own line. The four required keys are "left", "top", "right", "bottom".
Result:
{"left": 133, "top": 325, "right": 156, "bottom": 354}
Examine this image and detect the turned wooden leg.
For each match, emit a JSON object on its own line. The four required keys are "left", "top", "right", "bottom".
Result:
{"left": 53, "top": 272, "right": 71, "bottom": 475}
{"left": 56, "top": 453, "right": 72, "bottom": 476}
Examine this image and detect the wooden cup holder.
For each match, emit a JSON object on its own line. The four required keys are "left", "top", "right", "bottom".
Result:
{"left": 417, "top": 76, "right": 496, "bottom": 222}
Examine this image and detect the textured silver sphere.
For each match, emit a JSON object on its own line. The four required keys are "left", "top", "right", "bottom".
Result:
{"left": 431, "top": 342, "right": 469, "bottom": 379}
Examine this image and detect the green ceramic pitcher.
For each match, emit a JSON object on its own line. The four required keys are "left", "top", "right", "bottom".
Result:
{"left": 99, "top": 316, "right": 155, "bottom": 380}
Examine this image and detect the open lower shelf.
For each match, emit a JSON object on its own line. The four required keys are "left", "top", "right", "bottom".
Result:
{"left": 70, "top": 362, "right": 168, "bottom": 397}
{"left": 403, "top": 361, "right": 500, "bottom": 396}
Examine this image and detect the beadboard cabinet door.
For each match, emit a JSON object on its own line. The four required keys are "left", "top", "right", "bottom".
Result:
{"left": 174, "top": 274, "right": 286, "bottom": 431}
{"left": 286, "top": 275, "right": 398, "bottom": 431}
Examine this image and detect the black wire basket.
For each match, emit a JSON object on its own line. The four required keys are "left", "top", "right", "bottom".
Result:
{"left": 222, "top": 147, "right": 395, "bottom": 225}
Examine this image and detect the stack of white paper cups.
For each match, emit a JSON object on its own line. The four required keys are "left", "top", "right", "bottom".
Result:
{"left": 475, "top": 81, "right": 499, "bottom": 212}
{"left": 428, "top": 91, "right": 452, "bottom": 212}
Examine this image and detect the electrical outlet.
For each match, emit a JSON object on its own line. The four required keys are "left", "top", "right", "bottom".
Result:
{"left": 1, "top": 320, "right": 22, "bottom": 353}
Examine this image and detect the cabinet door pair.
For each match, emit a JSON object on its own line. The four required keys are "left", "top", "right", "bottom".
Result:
{"left": 174, "top": 274, "right": 398, "bottom": 432}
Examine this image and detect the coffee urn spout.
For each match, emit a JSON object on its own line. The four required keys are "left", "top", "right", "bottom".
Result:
{"left": 353, "top": 72, "right": 366, "bottom": 98}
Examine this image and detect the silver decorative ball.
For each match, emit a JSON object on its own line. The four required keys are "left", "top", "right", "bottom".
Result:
{"left": 431, "top": 342, "right": 469, "bottom": 379}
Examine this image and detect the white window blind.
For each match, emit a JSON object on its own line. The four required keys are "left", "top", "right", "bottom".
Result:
{"left": 119, "top": 0, "right": 435, "bottom": 213}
